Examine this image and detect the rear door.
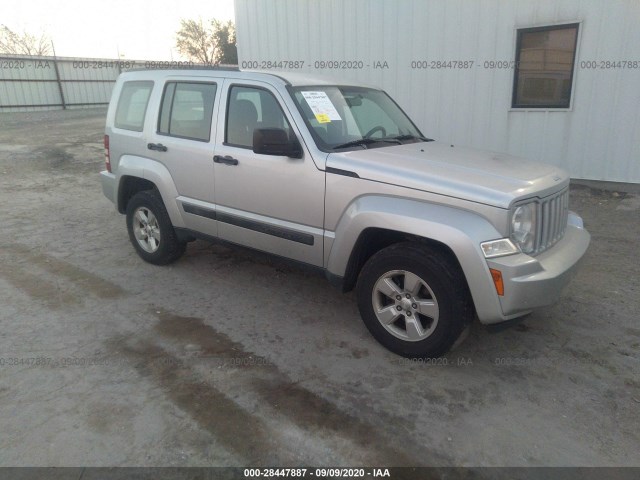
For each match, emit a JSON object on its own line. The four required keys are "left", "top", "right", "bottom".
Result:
{"left": 211, "top": 80, "right": 325, "bottom": 266}
{"left": 146, "top": 77, "right": 222, "bottom": 237}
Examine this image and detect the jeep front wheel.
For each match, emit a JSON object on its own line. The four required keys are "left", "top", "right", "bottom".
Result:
{"left": 125, "top": 190, "right": 186, "bottom": 265}
{"left": 356, "top": 242, "right": 472, "bottom": 358}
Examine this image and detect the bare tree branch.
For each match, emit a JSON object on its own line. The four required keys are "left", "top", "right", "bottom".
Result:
{"left": 0, "top": 25, "right": 51, "bottom": 55}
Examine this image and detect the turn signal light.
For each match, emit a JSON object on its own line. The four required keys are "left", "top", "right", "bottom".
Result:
{"left": 490, "top": 268, "right": 504, "bottom": 296}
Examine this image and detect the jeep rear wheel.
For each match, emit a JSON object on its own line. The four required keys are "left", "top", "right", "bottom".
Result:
{"left": 126, "top": 190, "right": 186, "bottom": 265}
{"left": 356, "top": 242, "right": 472, "bottom": 358}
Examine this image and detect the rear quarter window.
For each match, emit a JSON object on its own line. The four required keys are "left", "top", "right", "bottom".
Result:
{"left": 114, "top": 81, "right": 154, "bottom": 131}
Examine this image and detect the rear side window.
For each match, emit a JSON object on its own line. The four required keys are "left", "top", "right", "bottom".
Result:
{"left": 114, "top": 81, "right": 153, "bottom": 131}
{"left": 158, "top": 82, "right": 217, "bottom": 142}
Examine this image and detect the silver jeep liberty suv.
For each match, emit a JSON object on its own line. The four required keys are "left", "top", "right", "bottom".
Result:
{"left": 100, "top": 68, "right": 590, "bottom": 358}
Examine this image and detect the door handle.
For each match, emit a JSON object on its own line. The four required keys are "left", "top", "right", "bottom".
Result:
{"left": 147, "top": 143, "right": 168, "bottom": 152}
{"left": 213, "top": 155, "right": 239, "bottom": 166}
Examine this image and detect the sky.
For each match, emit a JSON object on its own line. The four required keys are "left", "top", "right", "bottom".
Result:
{"left": 2, "top": 0, "right": 236, "bottom": 60}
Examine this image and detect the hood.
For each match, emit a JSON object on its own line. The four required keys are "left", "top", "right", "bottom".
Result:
{"left": 326, "top": 141, "right": 570, "bottom": 208}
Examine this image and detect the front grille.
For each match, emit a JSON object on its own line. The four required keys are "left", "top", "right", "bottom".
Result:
{"left": 536, "top": 188, "right": 569, "bottom": 254}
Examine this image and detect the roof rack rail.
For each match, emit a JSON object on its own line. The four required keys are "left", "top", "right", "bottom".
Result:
{"left": 128, "top": 65, "right": 240, "bottom": 72}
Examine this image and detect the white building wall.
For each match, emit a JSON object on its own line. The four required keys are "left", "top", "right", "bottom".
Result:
{"left": 235, "top": 0, "right": 640, "bottom": 183}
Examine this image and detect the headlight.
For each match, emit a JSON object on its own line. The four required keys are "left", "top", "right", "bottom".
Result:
{"left": 511, "top": 202, "right": 537, "bottom": 254}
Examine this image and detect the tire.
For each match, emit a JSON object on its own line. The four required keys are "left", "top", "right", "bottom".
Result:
{"left": 356, "top": 242, "right": 472, "bottom": 358}
{"left": 125, "top": 190, "right": 186, "bottom": 265}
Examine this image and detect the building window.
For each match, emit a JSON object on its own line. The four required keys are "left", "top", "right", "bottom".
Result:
{"left": 512, "top": 23, "right": 579, "bottom": 109}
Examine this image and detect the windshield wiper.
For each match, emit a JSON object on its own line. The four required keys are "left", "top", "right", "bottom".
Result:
{"left": 333, "top": 137, "right": 401, "bottom": 150}
{"left": 332, "top": 138, "right": 382, "bottom": 150}
{"left": 333, "top": 135, "right": 433, "bottom": 150}
{"left": 393, "top": 134, "right": 433, "bottom": 142}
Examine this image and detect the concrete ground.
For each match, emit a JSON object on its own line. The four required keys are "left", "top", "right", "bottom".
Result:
{"left": 0, "top": 109, "right": 638, "bottom": 468}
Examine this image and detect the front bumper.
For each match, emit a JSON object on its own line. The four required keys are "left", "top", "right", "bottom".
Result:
{"left": 100, "top": 170, "right": 117, "bottom": 205}
{"left": 482, "top": 212, "right": 590, "bottom": 324}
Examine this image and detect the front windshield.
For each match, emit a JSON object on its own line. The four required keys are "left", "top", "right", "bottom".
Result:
{"left": 290, "top": 86, "right": 427, "bottom": 151}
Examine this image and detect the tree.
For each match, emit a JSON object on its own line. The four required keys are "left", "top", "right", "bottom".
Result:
{"left": 0, "top": 25, "right": 51, "bottom": 56}
{"left": 211, "top": 20, "right": 237, "bottom": 65}
{"left": 176, "top": 19, "right": 237, "bottom": 65}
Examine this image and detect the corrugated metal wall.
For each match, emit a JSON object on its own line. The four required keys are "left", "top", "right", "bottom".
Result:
{"left": 235, "top": 0, "right": 640, "bottom": 183}
{"left": 0, "top": 55, "right": 129, "bottom": 112}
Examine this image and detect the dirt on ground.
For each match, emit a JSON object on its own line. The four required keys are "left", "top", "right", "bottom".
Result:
{"left": 0, "top": 109, "right": 638, "bottom": 469}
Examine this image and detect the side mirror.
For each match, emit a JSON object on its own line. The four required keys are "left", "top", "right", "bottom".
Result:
{"left": 253, "top": 128, "right": 302, "bottom": 158}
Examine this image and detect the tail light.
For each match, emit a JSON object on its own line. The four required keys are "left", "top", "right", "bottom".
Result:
{"left": 104, "top": 134, "right": 111, "bottom": 173}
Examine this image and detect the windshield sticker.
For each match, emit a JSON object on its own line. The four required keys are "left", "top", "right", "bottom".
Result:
{"left": 301, "top": 91, "right": 342, "bottom": 124}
